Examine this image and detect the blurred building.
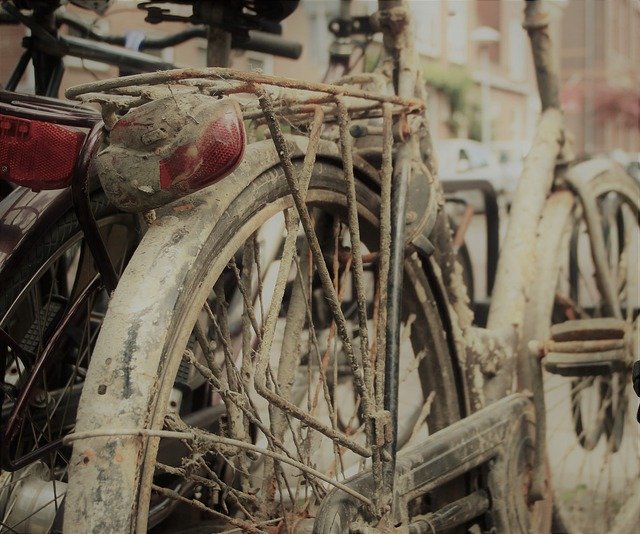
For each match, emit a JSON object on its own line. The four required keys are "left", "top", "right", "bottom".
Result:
{"left": 2, "top": 0, "right": 636, "bottom": 154}
{"left": 402, "top": 0, "right": 541, "bottom": 146}
{"left": 560, "top": 0, "right": 640, "bottom": 154}
{"left": 288, "top": 1, "right": 543, "bottom": 146}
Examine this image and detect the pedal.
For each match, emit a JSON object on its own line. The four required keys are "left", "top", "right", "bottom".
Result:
{"left": 18, "top": 296, "right": 67, "bottom": 355}
{"left": 537, "top": 319, "right": 632, "bottom": 377}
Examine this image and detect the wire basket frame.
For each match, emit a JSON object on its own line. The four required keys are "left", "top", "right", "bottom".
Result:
{"left": 66, "top": 67, "right": 423, "bottom": 127}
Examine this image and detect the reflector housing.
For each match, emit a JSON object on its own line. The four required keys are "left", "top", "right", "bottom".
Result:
{"left": 96, "top": 94, "right": 246, "bottom": 212}
{"left": 0, "top": 114, "right": 86, "bottom": 190}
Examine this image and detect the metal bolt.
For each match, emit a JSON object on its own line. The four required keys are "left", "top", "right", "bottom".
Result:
{"left": 405, "top": 211, "right": 417, "bottom": 224}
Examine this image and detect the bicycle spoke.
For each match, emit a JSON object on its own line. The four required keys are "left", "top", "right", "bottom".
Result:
{"left": 335, "top": 98, "right": 373, "bottom": 399}
{"left": 151, "top": 484, "right": 263, "bottom": 534}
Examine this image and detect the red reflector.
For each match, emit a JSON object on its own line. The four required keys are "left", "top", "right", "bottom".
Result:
{"left": 0, "top": 114, "right": 85, "bottom": 190}
{"left": 96, "top": 94, "right": 246, "bottom": 212}
{"left": 158, "top": 103, "right": 245, "bottom": 191}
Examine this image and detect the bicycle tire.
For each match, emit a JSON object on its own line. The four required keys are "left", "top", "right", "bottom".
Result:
{"left": 525, "top": 164, "right": 640, "bottom": 534}
{"left": 0, "top": 190, "right": 138, "bottom": 533}
{"left": 456, "top": 239, "right": 475, "bottom": 305}
{"left": 63, "top": 159, "right": 465, "bottom": 532}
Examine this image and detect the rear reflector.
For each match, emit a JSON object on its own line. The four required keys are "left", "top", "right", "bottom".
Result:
{"left": 97, "top": 94, "right": 246, "bottom": 213}
{"left": 0, "top": 114, "right": 85, "bottom": 190}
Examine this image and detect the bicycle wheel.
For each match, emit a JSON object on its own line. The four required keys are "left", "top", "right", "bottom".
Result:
{"left": 0, "top": 191, "right": 138, "bottom": 533}
{"left": 526, "top": 164, "right": 640, "bottom": 533}
{"left": 64, "top": 160, "right": 464, "bottom": 532}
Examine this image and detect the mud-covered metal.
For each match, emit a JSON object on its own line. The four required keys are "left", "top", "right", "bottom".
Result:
{"left": 61, "top": 135, "right": 386, "bottom": 532}
{"left": 523, "top": 0, "right": 560, "bottom": 111}
{"left": 66, "top": 66, "right": 423, "bottom": 220}
{"left": 313, "top": 394, "right": 534, "bottom": 533}
{"left": 537, "top": 317, "right": 631, "bottom": 376}
{"left": 58, "top": 1, "right": 640, "bottom": 531}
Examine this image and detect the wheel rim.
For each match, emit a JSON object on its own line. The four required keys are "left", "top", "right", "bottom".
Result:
{"left": 124, "top": 179, "right": 461, "bottom": 532}
{"left": 544, "top": 183, "right": 640, "bottom": 533}
{"left": 0, "top": 211, "right": 137, "bottom": 533}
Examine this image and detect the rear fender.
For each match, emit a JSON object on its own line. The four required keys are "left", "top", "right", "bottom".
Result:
{"left": 0, "top": 187, "right": 72, "bottom": 287}
{"left": 64, "top": 135, "right": 380, "bottom": 531}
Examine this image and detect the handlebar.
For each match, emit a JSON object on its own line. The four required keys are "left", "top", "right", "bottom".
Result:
{"left": 59, "top": 14, "right": 302, "bottom": 59}
{"left": 0, "top": 3, "right": 302, "bottom": 61}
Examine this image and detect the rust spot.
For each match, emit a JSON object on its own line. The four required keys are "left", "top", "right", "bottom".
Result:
{"left": 172, "top": 203, "right": 194, "bottom": 213}
{"left": 114, "top": 451, "right": 124, "bottom": 463}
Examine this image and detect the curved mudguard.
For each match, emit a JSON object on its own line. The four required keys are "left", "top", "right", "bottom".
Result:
{"left": 63, "top": 136, "right": 378, "bottom": 531}
{"left": 0, "top": 187, "right": 72, "bottom": 287}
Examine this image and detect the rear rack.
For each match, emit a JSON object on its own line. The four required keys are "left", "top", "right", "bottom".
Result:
{"left": 65, "top": 67, "right": 423, "bottom": 130}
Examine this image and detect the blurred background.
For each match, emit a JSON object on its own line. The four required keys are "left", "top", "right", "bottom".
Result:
{"left": 2, "top": 0, "right": 638, "bottom": 158}
{"left": 4, "top": 2, "right": 636, "bottom": 294}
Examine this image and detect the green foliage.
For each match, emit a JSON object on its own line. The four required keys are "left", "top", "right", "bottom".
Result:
{"left": 560, "top": 484, "right": 588, "bottom": 504}
{"left": 467, "top": 100, "right": 482, "bottom": 141}
{"left": 422, "top": 60, "right": 480, "bottom": 137}
{"left": 422, "top": 61, "right": 473, "bottom": 112}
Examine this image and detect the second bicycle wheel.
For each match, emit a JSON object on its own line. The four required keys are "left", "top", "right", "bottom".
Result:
{"left": 64, "top": 159, "right": 464, "bottom": 532}
{"left": 0, "top": 190, "right": 139, "bottom": 533}
{"left": 526, "top": 161, "right": 640, "bottom": 534}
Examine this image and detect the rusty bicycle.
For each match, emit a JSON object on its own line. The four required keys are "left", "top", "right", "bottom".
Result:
{"left": 0, "top": 1, "right": 301, "bottom": 532}
{"left": 52, "top": 1, "right": 639, "bottom": 532}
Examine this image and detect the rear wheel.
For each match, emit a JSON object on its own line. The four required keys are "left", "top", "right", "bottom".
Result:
{"left": 0, "top": 191, "right": 138, "bottom": 533}
{"left": 64, "top": 162, "right": 464, "bottom": 532}
{"left": 527, "top": 165, "right": 640, "bottom": 533}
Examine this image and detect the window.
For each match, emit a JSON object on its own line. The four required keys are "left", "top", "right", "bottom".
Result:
{"left": 446, "top": 0, "right": 468, "bottom": 64}
{"left": 411, "top": 0, "right": 442, "bottom": 57}
{"left": 508, "top": 20, "right": 526, "bottom": 81}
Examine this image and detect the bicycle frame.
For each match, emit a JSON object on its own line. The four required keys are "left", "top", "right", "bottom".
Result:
{"left": 321, "top": 0, "right": 565, "bottom": 519}
{"left": 318, "top": 0, "right": 630, "bottom": 526}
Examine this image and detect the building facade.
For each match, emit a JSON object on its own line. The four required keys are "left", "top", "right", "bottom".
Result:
{"left": 2, "top": 0, "right": 636, "bottom": 154}
{"left": 560, "top": 0, "right": 640, "bottom": 154}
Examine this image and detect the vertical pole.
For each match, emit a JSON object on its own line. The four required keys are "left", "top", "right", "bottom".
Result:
{"left": 382, "top": 145, "right": 410, "bottom": 498}
{"left": 523, "top": 0, "right": 561, "bottom": 111}
{"left": 207, "top": 27, "right": 231, "bottom": 68}
{"left": 481, "top": 47, "right": 491, "bottom": 145}
{"left": 584, "top": 0, "right": 595, "bottom": 153}
{"left": 377, "top": 0, "right": 417, "bottom": 516}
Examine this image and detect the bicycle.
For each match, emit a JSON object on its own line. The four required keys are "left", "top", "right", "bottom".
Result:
{"left": 0, "top": 1, "right": 301, "bottom": 532}
{"left": 52, "top": 1, "right": 639, "bottom": 532}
